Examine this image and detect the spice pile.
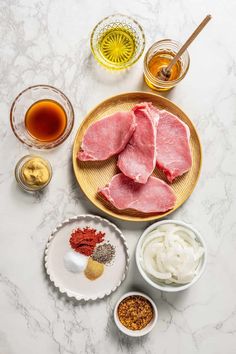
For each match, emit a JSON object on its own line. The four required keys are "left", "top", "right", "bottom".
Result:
{"left": 117, "top": 295, "right": 153, "bottom": 330}
{"left": 64, "top": 226, "right": 116, "bottom": 281}
{"left": 92, "top": 243, "right": 115, "bottom": 264}
{"left": 84, "top": 258, "right": 104, "bottom": 280}
{"left": 70, "top": 227, "right": 105, "bottom": 256}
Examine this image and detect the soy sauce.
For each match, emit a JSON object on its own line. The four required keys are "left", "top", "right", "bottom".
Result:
{"left": 25, "top": 99, "right": 67, "bottom": 142}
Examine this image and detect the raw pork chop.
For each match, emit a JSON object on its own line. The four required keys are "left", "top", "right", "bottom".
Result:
{"left": 99, "top": 173, "right": 176, "bottom": 213}
{"left": 117, "top": 103, "right": 159, "bottom": 184}
{"left": 156, "top": 110, "right": 192, "bottom": 182}
{"left": 78, "top": 111, "right": 136, "bottom": 161}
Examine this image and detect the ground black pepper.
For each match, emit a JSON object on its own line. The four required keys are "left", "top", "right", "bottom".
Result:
{"left": 92, "top": 243, "right": 115, "bottom": 264}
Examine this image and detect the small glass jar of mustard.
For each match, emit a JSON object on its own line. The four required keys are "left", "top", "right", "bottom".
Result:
{"left": 15, "top": 155, "right": 52, "bottom": 192}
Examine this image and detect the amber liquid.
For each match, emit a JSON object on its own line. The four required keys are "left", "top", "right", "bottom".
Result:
{"left": 148, "top": 51, "right": 182, "bottom": 81}
{"left": 25, "top": 99, "right": 67, "bottom": 142}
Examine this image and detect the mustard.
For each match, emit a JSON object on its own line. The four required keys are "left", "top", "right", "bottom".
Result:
{"left": 21, "top": 157, "right": 50, "bottom": 187}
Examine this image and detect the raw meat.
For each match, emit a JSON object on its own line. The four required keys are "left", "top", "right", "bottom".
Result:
{"left": 156, "top": 110, "right": 192, "bottom": 182}
{"left": 78, "top": 111, "right": 136, "bottom": 161}
{"left": 99, "top": 173, "right": 176, "bottom": 213}
{"left": 117, "top": 102, "right": 159, "bottom": 183}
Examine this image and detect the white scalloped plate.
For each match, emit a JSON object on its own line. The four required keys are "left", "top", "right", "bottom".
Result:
{"left": 45, "top": 214, "right": 129, "bottom": 301}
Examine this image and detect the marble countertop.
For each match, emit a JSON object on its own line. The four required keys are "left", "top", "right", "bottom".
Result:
{"left": 1, "top": 0, "right": 236, "bottom": 353}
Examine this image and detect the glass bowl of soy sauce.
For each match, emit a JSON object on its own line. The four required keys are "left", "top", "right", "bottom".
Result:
{"left": 10, "top": 85, "right": 74, "bottom": 149}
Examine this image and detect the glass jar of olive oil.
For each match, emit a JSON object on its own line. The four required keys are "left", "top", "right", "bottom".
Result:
{"left": 91, "top": 14, "right": 145, "bottom": 70}
{"left": 144, "top": 39, "right": 190, "bottom": 91}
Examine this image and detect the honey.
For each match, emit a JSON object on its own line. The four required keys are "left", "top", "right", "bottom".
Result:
{"left": 144, "top": 40, "right": 190, "bottom": 91}
{"left": 98, "top": 27, "right": 136, "bottom": 66}
{"left": 148, "top": 51, "right": 182, "bottom": 81}
{"left": 25, "top": 99, "right": 67, "bottom": 142}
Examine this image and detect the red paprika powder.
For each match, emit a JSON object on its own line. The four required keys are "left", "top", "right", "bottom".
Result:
{"left": 69, "top": 227, "right": 105, "bottom": 256}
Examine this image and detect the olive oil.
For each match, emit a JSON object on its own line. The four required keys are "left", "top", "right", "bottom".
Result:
{"left": 25, "top": 99, "right": 67, "bottom": 142}
{"left": 98, "top": 27, "right": 136, "bottom": 65}
{"left": 148, "top": 51, "right": 182, "bottom": 81}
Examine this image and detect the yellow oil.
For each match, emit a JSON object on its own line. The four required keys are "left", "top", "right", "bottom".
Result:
{"left": 98, "top": 27, "right": 136, "bottom": 65}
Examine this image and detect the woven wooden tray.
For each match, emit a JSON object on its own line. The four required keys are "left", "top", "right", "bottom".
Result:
{"left": 72, "top": 92, "right": 202, "bottom": 222}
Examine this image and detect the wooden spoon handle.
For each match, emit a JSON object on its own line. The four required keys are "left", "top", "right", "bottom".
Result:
{"left": 166, "top": 14, "right": 212, "bottom": 72}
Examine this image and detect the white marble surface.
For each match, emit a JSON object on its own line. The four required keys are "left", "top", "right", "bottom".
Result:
{"left": 0, "top": 0, "right": 236, "bottom": 353}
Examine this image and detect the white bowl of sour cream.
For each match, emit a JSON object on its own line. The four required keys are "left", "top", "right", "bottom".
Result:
{"left": 136, "top": 220, "right": 207, "bottom": 292}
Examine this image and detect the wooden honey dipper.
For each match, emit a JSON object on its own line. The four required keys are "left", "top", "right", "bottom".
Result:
{"left": 159, "top": 14, "right": 212, "bottom": 80}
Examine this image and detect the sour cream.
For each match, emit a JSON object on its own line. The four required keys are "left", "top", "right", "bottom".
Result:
{"left": 140, "top": 223, "right": 204, "bottom": 284}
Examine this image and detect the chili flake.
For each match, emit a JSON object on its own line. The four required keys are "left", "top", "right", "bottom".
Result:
{"left": 117, "top": 295, "right": 153, "bottom": 330}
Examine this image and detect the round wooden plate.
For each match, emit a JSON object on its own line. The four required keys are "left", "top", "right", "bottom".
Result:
{"left": 72, "top": 92, "right": 202, "bottom": 222}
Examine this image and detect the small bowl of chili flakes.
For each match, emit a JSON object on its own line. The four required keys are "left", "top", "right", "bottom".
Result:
{"left": 114, "top": 291, "right": 158, "bottom": 336}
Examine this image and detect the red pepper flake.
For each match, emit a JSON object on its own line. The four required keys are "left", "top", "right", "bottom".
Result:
{"left": 69, "top": 227, "right": 105, "bottom": 256}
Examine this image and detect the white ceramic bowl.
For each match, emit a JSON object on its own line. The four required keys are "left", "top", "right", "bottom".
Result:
{"left": 136, "top": 220, "right": 207, "bottom": 292}
{"left": 114, "top": 291, "right": 158, "bottom": 336}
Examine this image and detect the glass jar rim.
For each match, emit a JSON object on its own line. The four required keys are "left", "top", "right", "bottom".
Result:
{"left": 15, "top": 154, "right": 52, "bottom": 192}
{"left": 90, "top": 13, "right": 146, "bottom": 70}
{"left": 10, "top": 84, "right": 74, "bottom": 149}
{"left": 144, "top": 39, "right": 190, "bottom": 85}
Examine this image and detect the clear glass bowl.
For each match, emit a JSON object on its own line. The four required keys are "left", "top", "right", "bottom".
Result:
{"left": 91, "top": 14, "right": 145, "bottom": 70}
{"left": 144, "top": 39, "right": 190, "bottom": 91}
{"left": 10, "top": 85, "right": 74, "bottom": 149}
{"left": 15, "top": 155, "right": 52, "bottom": 192}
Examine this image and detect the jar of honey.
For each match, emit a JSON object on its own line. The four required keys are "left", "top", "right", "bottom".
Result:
{"left": 143, "top": 39, "right": 190, "bottom": 91}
